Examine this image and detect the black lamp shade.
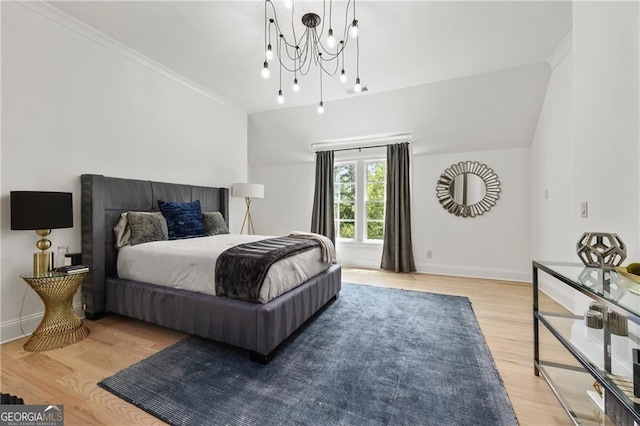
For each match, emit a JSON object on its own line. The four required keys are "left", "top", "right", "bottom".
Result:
{"left": 10, "top": 191, "right": 73, "bottom": 230}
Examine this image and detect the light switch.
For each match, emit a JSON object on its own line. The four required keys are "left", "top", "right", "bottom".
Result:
{"left": 581, "top": 202, "right": 588, "bottom": 218}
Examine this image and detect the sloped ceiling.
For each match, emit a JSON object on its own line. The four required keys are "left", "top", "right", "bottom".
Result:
{"left": 49, "top": 1, "right": 572, "bottom": 114}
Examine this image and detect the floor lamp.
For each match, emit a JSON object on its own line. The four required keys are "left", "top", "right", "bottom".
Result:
{"left": 232, "top": 183, "right": 264, "bottom": 235}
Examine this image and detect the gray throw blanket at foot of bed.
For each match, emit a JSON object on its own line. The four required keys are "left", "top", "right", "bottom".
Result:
{"left": 215, "top": 236, "right": 320, "bottom": 303}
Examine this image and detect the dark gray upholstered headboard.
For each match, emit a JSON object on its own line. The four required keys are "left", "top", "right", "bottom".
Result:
{"left": 81, "top": 174, "right": 229, "bottom": 319}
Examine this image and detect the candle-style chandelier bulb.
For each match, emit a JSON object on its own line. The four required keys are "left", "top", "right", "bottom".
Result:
{"left": 340, "top": 70, "right": 347, "bottom": 83}
{"left": 354, "top": 77, "right": 362, "bottom": 93}
{"left": 277, "top": 90, "right": 285, "bottom": 104}
{"left": 349, "top": 19, "right": 359, "bottom": 39}
{"left": 261, "top": 62, "right": 270, "bottom": 79}
{"left": 293, "top": 78, "right": 300, "bottom": 92}
{"left": 317, "top": 101, "right": 324, "bottom": 114}
{"left": 283, "top": 0, "right": 292, "bottom": 10}
{"left": 327, "top": 29, "right": 336, "bottom": 48}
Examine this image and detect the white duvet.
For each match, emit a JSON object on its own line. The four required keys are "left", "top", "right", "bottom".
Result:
{"left": 117, "top": 234, "right": 330, "bottom": 303}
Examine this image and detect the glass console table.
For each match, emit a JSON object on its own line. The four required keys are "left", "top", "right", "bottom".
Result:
{"left": 533, "top": 261, "right": 640, "bottom": 426}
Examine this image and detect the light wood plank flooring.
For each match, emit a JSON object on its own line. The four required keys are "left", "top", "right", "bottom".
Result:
{"left": 0, "top": 268, "right": 572, "bottom": 425}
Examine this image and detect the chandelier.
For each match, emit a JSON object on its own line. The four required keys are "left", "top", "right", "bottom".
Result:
{"left": 262, "top": 0, "right": 362, "bottom": 114}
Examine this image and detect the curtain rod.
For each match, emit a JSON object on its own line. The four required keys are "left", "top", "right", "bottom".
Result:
{"left": 330, "top": 144, "right": 389, "bottom": 153}
{"left": 320, "top": 141, "right": 410, "bottom": 153}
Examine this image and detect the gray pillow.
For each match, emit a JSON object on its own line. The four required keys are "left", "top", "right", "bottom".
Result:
{"left": 127, "top": 211, "right": 169, "bottom": 245}
{"left": 113, "top": 213, "right": 132, "bottom": 249}
{"left": 203, "top": 212, "right": 229, "bottom": 236}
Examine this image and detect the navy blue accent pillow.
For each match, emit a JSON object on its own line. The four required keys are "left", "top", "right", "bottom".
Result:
{"left": 158, "top": 200, "right": 206, "bottom": 240}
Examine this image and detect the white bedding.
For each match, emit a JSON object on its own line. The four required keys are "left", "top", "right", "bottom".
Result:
{"left": 117, "top": 234, "right": 330, "bottom": 303}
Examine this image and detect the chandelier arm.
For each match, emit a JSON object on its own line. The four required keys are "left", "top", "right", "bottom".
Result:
{"left": 317, "top": 39, "right": 345, "bottom": 59}
{"left": 316, "top": 0, "right": 352, "bottom": 57}
{"left": 267, "top": 1, "right": 306, "bottom": 53}
{"left": 281, "top": 29, "right": 307, "bottom": 61}
{"left": 298, "top": 45, "right": 314, "bottom": 76}
{"left": 262, "top": 0, "right": 362, "bottom": 108}
{"left": 318, "top": 0, "right": 327, "bottom": 39}
{"left": 278, "top": 34, "right": 309, "bottom": 75}
{"left": 275, "top": 34, "right": 310, "bottom": 74}
{"left": 279, "top": 37, "right": 283, "bottom": 90}
{"left": 339, "top": 0, "right": 354, "bottom": 44}
{"left": 319, "top": 60, "right": 323, "bottom": 103}
{"left": 290, "top": 0, "right": 298, "bottom": 45}
{"left": 319, "top": 54, "right": 340, "bottom": 76}
{"left": 356, "top": 35, "right": 360, "bottom": 78}
{"left": 270, "top": 14, "right": 298, "bottom": 50}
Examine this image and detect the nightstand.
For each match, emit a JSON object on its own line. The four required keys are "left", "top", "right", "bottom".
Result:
{"left": 20, "top": 271, "right": 91, "bottom": 352}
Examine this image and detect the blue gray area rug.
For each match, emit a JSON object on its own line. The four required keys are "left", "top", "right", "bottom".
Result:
{"left": 98, "top": 283, "right": 518, "bottom": 426}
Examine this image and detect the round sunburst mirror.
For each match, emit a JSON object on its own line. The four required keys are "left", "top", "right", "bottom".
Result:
{"left": 436, "top": 161, "right": 501, "bottom": 218}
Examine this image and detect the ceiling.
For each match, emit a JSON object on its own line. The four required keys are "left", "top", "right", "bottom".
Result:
{"left": 49, "top": 1, "right": 572, "bottom": 114}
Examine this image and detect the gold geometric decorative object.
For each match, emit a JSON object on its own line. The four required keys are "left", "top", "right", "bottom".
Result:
{"left": 576, "top": 232, "right": 627, "bottom": 269}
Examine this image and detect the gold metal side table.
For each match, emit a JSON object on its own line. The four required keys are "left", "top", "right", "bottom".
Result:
{"left": 20, "top": 271, "right": 91, "bottom": 352}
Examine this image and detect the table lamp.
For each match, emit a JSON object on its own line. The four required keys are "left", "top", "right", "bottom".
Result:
{"left": 10, "top": 191, "right": 73, "bottom": 275}
{"left": 232, "top": 183, "right": 264, "bottom": 235}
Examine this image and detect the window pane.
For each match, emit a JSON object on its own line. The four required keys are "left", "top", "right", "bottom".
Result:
{"left": 367, "top": 202, "right": 385, "bottom": 220}
{"left": 339, "top": 222, "right": 355, "bottom": 239}
{"left": 367, "top": 183, "right": 385, "bottom": 201}
{"left": 367, "top": 221, "right": 384, "bottom": 240}
{"left": 334, "top": 184, "right": 340, "bottom": 201}
{"left": 367, "top": 161, "right": 385, "bottom": 182}
{"left": 340, "top": 183, "right": 356, "bottom": 202}
{"left": 339, "top": 203, "right": 355, "bottom": 220}
{"left": 335, "top": 164, "right": 356, "bottom": 183}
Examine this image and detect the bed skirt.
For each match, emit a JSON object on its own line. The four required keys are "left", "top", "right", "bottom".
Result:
{"left": 105, "top": 265, "right": 341, "bottom": 357}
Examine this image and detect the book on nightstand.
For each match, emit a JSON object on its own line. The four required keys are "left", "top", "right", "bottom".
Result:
{"left": 55, "top": 265, "right": 90, "bottom": 274}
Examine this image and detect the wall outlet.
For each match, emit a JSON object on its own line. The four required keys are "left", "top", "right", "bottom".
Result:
{"left": 427, "top": 250, "right": 433, "bottom": 259}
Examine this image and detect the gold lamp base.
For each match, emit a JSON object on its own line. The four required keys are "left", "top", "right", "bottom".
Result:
{"left": 33, "top": 251, "right": 54, "bottom": 276}
{"left": 33, "top": 229, "right": 54, "bottom": 275}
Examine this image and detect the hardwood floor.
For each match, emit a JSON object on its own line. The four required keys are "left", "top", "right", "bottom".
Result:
{"left": 0, "top": 268, "right": 572, "bottom": 425}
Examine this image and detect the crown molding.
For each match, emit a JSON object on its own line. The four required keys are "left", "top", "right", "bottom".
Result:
{"left": 547, "top": 29, "right": 573, "bottom": 70}
{"left": 17, "top": 1, "right": 247, "bottom": 115}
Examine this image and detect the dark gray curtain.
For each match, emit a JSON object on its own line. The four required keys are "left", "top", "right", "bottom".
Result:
{"left": 311, "top": 150, "right": 335, "bottom": 244}
{"left": 381, "top": 143, "right": 416, "bottom": 272}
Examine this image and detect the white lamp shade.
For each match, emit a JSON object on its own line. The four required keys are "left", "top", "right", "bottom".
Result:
{"left": 232, "top": 183, "right": 264, "bottom": 199}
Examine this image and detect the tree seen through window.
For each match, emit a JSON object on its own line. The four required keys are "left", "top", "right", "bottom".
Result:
{"left": 334, "top": 160, "right": 386, "bottom": 241}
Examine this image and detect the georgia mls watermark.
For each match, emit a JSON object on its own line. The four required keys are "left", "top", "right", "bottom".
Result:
{"left": 0, "top": 405, "right": 64, "bottom": 426}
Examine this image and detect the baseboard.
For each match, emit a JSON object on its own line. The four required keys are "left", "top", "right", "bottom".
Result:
{"left": 0, "top": 302, "right": 85, "bottom": 344}
{"left": 414, "top": 262, "right": 530, "bottom": 283}
{"left": 338, "top": 257, "right": 381, "bottom": 270}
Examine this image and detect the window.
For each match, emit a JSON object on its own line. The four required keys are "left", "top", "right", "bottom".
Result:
{"left": 334, "top": 159, "right": 386, "bottom": 242}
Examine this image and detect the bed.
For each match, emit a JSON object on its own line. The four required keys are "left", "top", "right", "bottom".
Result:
{"left": 80, "top": 174, "right": 341, "bottom": 363}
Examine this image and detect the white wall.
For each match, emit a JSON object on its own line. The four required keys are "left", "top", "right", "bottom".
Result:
{"left": 0, "top": 2, "right": 248, "bottom": 341}
{"left": 414, "top": 148, "right": 530, "bottom": 280}
{"left": 531, "top": 49, "right": 575, "bottom": 263}
{"left": 572, "top": 1, "right": 640, "bottom": 262}
{"left": 531, "top": 2, "right": 639, "bottom": 311}
{"left": 532, "top": 2, "right": 639, "bottom": 267}
{"left": 249, "top": 65, "right": 546, "bottom": 281}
